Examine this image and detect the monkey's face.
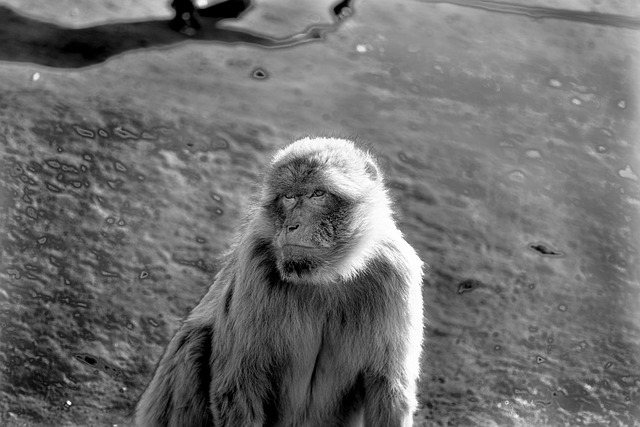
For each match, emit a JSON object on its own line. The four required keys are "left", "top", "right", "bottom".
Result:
{"left": 271, "top": 186, "right": 354, "bottom": 283}
{"left": 263, "top": 159, "right": 356, "bottom": 284}
{"left": 261, "top": 138, "right": 389, "bottom": 285}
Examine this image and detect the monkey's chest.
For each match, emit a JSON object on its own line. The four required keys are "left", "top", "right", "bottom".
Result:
{"left": 275, "top": 331, "right": 366, "bottom": 426}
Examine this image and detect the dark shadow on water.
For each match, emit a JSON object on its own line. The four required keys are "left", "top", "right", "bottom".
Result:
{"left": 0, "top": 0, "right": 354, "bottom": 69}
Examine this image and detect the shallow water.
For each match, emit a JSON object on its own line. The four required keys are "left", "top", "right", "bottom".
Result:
{"left": 0, "top": 0, "right": 639, "bottom": 425}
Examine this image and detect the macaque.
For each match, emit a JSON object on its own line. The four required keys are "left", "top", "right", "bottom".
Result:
{"left": 136, "top": 137, "right": 424, "bottom": 426}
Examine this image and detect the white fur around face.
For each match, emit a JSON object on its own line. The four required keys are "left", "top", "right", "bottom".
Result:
{"left": 271, "top": 137, "right": 380, "bottom": 200}
{"left": 270, "top": 137, "right": 405, "bottom": 285}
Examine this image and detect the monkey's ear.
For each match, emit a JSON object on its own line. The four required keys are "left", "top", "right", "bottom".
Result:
{"left": 364, "top": 159, "right": 379, "bottom": 181}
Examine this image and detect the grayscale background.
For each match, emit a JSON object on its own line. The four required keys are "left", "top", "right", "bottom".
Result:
{"left": 0, "top": 0, "right": 639, "bottom": 425}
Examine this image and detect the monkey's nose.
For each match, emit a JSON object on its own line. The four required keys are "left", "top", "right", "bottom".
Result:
{"left": 286, "top": 224, "right": 300, "bottom": 233}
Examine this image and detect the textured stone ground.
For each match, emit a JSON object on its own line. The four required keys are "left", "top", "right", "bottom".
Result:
{"left": 1, "top": 0, "right": 639, "bottom": 425}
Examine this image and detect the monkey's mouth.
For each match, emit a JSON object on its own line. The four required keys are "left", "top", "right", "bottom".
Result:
{"left": 280, "top": 244, "right": 323, "bottom": 258}
{"left": 278, "top": 245, "right": 323, "bottom": 279}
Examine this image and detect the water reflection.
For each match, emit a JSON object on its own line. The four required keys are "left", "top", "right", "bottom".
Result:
{"left": 0, "top": 0, "right": 351, "bottom": 68}
{"left": 419, "top": 0, "right": 640, "bottom": 30}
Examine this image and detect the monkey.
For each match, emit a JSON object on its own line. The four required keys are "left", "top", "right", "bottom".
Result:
{"left": 135, "top": 137, "right": 424, "bottom": 427}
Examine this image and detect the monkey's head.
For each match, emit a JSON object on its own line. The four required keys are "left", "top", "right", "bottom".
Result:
{"left": 258, "top": 137, "right": 396, "bottom": 285}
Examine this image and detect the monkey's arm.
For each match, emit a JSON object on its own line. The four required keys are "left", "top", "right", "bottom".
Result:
{"left": 363, "top": 373, "right": 416, "bottom": 427}
{"left": 362, "top": 271, "right": 423, "bottom": 427}
{"left": 135, "top": 278, "right": 270, "bottom": 427}
{"left": 135, "top": 322, "right": 214, "bottom": 427}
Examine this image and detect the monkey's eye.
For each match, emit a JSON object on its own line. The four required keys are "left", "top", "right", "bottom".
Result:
{"left": 311, "top": 189, "right": 326, "bottom": 198}
{"left": 283, "top": 193, "right": 295, "bottom": 200}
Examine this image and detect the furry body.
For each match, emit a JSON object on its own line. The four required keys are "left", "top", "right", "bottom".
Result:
{"left": 135, "top": 137, "right": 424, "bottom": 426}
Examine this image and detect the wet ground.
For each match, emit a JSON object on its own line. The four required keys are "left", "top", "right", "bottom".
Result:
{"left": 1, "top": 0, "right": 639, "bottom": 426}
